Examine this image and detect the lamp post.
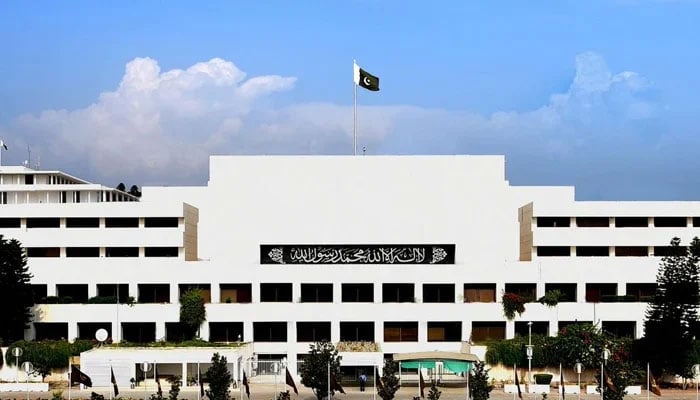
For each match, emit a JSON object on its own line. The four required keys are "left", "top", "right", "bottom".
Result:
{"left": 601, "top": 348, "right": 610, "bottom": 400}
{"left": 574, "top": 362, "right": 584, "bottom": 400}
{"left": 527, "top": 321, "right": 534, "bottom": 384}
{"left": 692, "top": 364, "right": 700, "bottom": 400}
{"left": 12, "top": 347, "right": 23, "bottom": 383}
{"left": 140, "top": 361, "right": 152, "bottom": 400}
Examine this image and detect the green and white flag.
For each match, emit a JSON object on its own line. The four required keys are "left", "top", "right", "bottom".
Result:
{"left": 354, "top": 62, "right": 380, "bottom": 91}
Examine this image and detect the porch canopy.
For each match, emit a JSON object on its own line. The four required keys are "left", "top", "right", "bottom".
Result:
{"left": 393, "top": 351, "right": 479, "bottom": 374}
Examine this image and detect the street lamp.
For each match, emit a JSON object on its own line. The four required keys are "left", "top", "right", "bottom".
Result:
{"left": 600, "top": 348, "right": 610, "bottom": 400}
{"left": 527, "top": 321, "right": 534, "bottom": 384}
{"left": 140, "top": 361, "right": 152, "bottom": 400}
{"left": 692, "top": 364, "right": 700, "bottom": 400}
{"left": 574, "top": 362, "right": 584, "bottom": 400}
{"left": 12, "top": 347, "right": 23, "bottom": 383}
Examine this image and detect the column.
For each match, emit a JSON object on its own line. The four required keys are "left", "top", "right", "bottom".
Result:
{"left": 331, "top": 321, "right": 340, "bottom": 343}
{"left": 244, "top": 321, "right": 254, "bottom": 342}
{"left": 181, "top": 363, "right": 188, "bottom": 387}
{"left": 88, "top": 284, "right": 98, "bottom": 299}
{"left": 288, "top": 321, "right": 297, "bottom": 344}
{"left": 506, "top": 320, "right": 515, "bottom": 340}
{"left": 375, "top": 320, "right": 383, "bottom": 343}
{"left": 617, "top": 282, "right": 626, "bottom": 296}
{"left": 333, "top": 282, "right": 342, "bottom": 303}
{"left": 199, "top": 323, "right": 210, "bottom": 342}
{"left": 156, "top": 321, "right": 166, "bottom": 342}
{"left": 112, "top": 321, "right": 122, "bottom": 343}
{"left": 211, "top": 284, "right": 221, "bottom": 304}
{"left": 418, "top": 320, "right": 428, "bottom": 343}
{"left": 293, "top": 283, "right": 302, "bottom": 303}
{"left": 536, "top": 282, "right": 545, "bottom": 299}
{"left": 170, "top": 283, "right": 179, "bottom": 304}
{"left": 129, "top": 283, "right": 138, "bottom": 300}
{"left": 414, "top": 283, "right": 422, "bottom": 303}
{"left": 68, "top": 322, "right": 78, "bottom": 343}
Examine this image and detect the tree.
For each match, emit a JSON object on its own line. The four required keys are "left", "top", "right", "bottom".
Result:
{"left": 116, "top": 183, "right": 126, "bottom": 192}
{"left": 0, "top": 235, "right": 33, "bottom": 344}
{"left": 377, "top": 359, "right": 400, "bottom": 400}
{"left": 642, "top": 237, "right": 700, "bottom": 378}
{"left": 299, "top": 341, "right": 342, "bottom": 400}
{"left": 205, "top": 353, "right": 232, "bottom": 400}
{"left": 427, "top": 381, "right": 441, "bottom": 400}
{"left": 179, "top": 289, "right": 206, "bottom": 339}
{"left": 469, "top": 361, "right": 493, "bottom": 400}
{"left": 129, "top": 185, "right": 142, "bottom": 198}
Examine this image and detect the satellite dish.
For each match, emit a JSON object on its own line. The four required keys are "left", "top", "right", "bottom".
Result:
{"left": 95, "top": 329, "right": 109, "bottom": 342}
{"left": 21, "top": 361, "right": 33, "bottom": 373}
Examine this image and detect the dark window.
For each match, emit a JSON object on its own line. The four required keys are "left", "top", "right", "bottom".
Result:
{"left": 145, "top": 217, "right": 179, "bottom": 228}
{"left": 26, "top": 218, "right": 60, "bottom": 228}
{"left": 165, "top": 322, "right": 190, "bottom": 342}
{"left": 471, "top": 322, "right": 506, "bottom": 343}
{"left": 694, "top": 217, "right": 700, "bottom": 227}
{"left": 178, "top": 284, "right": 211, "bottom": 303}
{"left": 297, "top": 322, "right": 331, "bottom": 342}
{"left": 220, "top": 284, "right": 252, "bottom": 303}
{"left": 544, "top": 283, "right": 576, "bottom": 302}
{"left": 626, "top": 283, "right": 656, "bottom": 302}
{"left": 615, "top": 217, "right": 648, "bottom": 227}
{"left": 138, "top": 284, "right": 170, "bottom": 303}
{"left": 536, "top": 217, "right": 570, "bottom": 227}
{"left": 105, "top": 247, "right": 138, "bottom": 257}
{"left": 253, "top": 322, "right": 287, "bottom": 342}
{"left": 26, "top": 247, "right": 60, "bottom": 257}
{"left": 31, "top": 284, "right": 47, "bottom": 303}
{"left": 340, "top": 322, "right": 374, "bottom": 341}
{"left": 0, "top": 218, "right": 21, "bottom": 228}
{"left": 615, "top": 246, "right": 648, "bottom": 257}
{"left": 427, "top": 322, "right": 462, "bottom": 342}
{"left": 342, "top": 284, "right": 374, "bottom": 302}
{"left": 576, "top": 246, "right": 609, "bottom": 257}
{"left": 602, "top": 321, "right": 636, "bottom": 338}
{"left": 25, "top": 174, "right": 34, "bottom": 184}
{"left": 423, "top": 284, "right": 455, "bottom": 303}
{"left": 382, "top": 283, "right": 414, "bottom": 303}
{"left": 34, "top": 323, "right": 67, "bottom": 340}
{"left": 66, "top": 247, "right": 99, "bottom": 257}
{"left": 260, "top": 283, "right": 293, "bottom": 302}
{"left": 145, "top": 247, "right": 179, "bottom": 257}
{"left": 537, "top": 247, "right": 570, "bottom": 257}
{"left": 585, "top": 283, "right": 617, "bottom": 302}
{"left": 514, "top": 321, "right": 549, "bottom": 337}
{"left": 654, "top": 217, "right": 687, "bottom": 227}
{"left": 301, "top": 284, "right": 333, "bottom": 302}
{"left": 504, "top": 283, "right": 536, "bottom": 301}
{"left": 96, "top": 284, "right": 129, "bottom": 303}
{"left": 558, "top": 321, "right": 593, "bottom": 334}
{"left": 463, "top": 284, "right": 496, "bottom": 303}
{"left": 56, "top": 284, "right": 89, "bottom": 303}
{"left": 105, "top": 217, "right": 139, "bottom": 228}
{"left": 122, "top": 322, "right": 156, "bottom": 343}
{"left": 209, "top": 322, "right": 244, "bottom": 342}
{"left": 383, "top": 322, "right": 418, "bottom": 342}
{"left": 653, "top": 246, "right": 687, "bottom": 257}
{"left": 78, "top": 323, "right": 111, "bottom": 340}
{"left": 66, "top": 218, "right": 100, "bottom": 228}
{"left": 576, "top": 217, "right": 610, "bottom": 227}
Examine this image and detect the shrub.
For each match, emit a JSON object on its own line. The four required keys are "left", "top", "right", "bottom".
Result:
{"left": 534, "top": 374, "right": 552, "bottom": 384}
{"left": 502, "top": 292, "right": 527, "bottom": 320}
{"left": 469, "top": 361, "right": 493, "bottom": 400}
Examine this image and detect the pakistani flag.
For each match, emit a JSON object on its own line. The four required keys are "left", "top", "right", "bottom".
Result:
{"left": 354, "top": 62, "right": 380, "bottom": 91}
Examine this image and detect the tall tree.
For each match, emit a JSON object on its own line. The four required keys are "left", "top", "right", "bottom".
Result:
{"left": 469, "top": 361, "right": 493, "bottom": 400}
{"left": 377, "top": 360, "right": 400, "bottom": 400}
{"left": 299, "top": 341, "right": 342, "bottom": 400}
{"left": 179, "top": 289, "right": 206, "bottom": 339}
{"left": 643, "top": 237, "right": 700, "bottom": 378}
{"left": 0, "top": 235, "right": 33, "bottom": 344}
{"left": 205, "top": 353, "right": 232, "bottom": 400}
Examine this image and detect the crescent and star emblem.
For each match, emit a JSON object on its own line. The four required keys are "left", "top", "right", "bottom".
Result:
{"left": 363, "top": 76, "right": 372, "bottom": 85}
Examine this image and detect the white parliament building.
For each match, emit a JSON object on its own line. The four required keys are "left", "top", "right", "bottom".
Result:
{"left": 1, "top": 155, "right": 698, "bottom": 387}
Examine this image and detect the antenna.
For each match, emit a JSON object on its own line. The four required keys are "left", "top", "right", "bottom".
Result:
{"left": 27, "top": 146, "right": 31, "bottom": 168}
{"left": 35, "top": 155, "right": 40, "bottom": 170}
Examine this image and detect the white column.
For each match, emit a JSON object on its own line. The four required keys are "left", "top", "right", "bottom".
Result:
{"left": 288, "top": 321, "right": 297, "bottom": 344}
{"left": 112, "top": 321, "right": 122, "bottom": 343}
{"left": 156, "top": 322, "right": 166, "bottom": 341}
{"left": 181, "top": 363, "right": 188, "bottom": 387}
{"left": 244, "top": 321, "right": 254, "bottom": 342}
{"left": 170, "top": 283, "right": 179, "bottom": 304}
{"left": 68, "top": 322, "right": 78, "bottom": 343}
{"left": 617, "top": 283, "right": 626, "bottom": 296}
{"left": 506, "top": 320, "right": 515, "bottom": 340}
{"left": 414, "top": 283, "right": 422, "bottom": 303}
{"left": 88, "top": 284, "right": 98, "bottom": 299}
{"left": 199, "top": 322, "right": 210, "bottom": 342}
{"left": 211, "top": 284, "right": 221, "bottom": 304}
{"left": 333, "top": 283, "right": 342, "bottom": 304}
{"left": 331, "top": 321, "right": 340, "bottom": 343}
{"left": 375, "top": 321, "right": 383, "bottom": 342}
{"left": 418, "top": 320, "right": 428, "bottom": 343}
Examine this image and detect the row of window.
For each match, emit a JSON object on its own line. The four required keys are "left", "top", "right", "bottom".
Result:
{"left": 0, "top": 217, "right": 179, "bottom": 228}
{"left": 537, "top": 216, "right": 700, "bottom": 228}
{"left": 33, "top": 320, "right": 637, "bottom": 343}
{"left": 31, "top": 282, "right": 655, "bottom": 304}
{"left": 26, "top": 247, "right": 179, "bottom": 258}
{"left": 537, "top": 246, "right": 686, "bottom": 257}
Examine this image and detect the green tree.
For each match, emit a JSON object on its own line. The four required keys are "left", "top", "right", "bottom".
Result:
{"left": 469, "top": 361, "right": 493, "bottom": 400}
{"left": 378, "top": 360, "right": 400, "bottom": 400}
{"left": 167, "top": 375, "right": 181, "bottom": 400}
{"left": 179, "top": 289, "right": 206, "bottom": 339}
{"left": 299, "top": 341, "right": 342, "bottom": 400}
{"left": 642, "top": 237, "right": 700, "bottom": 378}
{"left": 205, "top": 353, "right": 232, "bottom": 400}
{"left": 427, "top": 381, "right": 441, "bottom": 400}
{"left": 0, "top": 235, "right": 33, "bottom": 344}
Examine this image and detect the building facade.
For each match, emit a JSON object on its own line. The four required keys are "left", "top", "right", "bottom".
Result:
{"left": 1, "top": 155, "right": 698, "bottom": 377}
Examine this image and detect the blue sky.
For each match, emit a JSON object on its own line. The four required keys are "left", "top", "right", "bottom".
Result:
{"left": 1, "top": 1, "right": 699, "bottom": 199}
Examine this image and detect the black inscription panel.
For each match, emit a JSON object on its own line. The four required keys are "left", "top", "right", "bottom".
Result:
{"left": 260, "top": 244, "right": 455, "bottom": 264}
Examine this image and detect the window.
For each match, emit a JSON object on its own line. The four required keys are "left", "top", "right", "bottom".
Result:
{"left": 537, "top": 247, "right": 570, "bottom": 257}
{"left": 220, "top": 284, "right": 252, "bottom": 303}
{"left": 105, "top": 247, "right": 138, "bottom": 257}
{"left": 427, "top": 322, "right": 461, "bottom": 342}
{"left": 626, "top": 283, "right": 656, "bottom": 302}
{"left": 74, "top": 191, "right": 80, "bottom": 203}
{"left": 145, "top": 247, "right": 179, "bottom": 257}
{"left": 34, "top": 323, "right": 67, "bottom": 340}
{"left": 26, "top": 218, "right": 60, "bottom": 228}
{"left": 209, "top": 322, "right": 244, "bottom": 342}
{"left": 66, "top": 218, "right": 99, "bottom": 228}
{"left": 602, "top": 321, "right": 636, "bottom": 338}
{"left": 340, "top": 322, "right": 374, "bottom": 341}
{"left": 31, "top": 284, "right": 47, "bottom": 303}
{"left": 471, "top": 322, "right": 505, "bottom": 343}
{"left": 96, "top": 284, "right": 129, "bottom": 302}
{"left": 653, "top": 246, "right": 686, "bottom": 257}
{"left": 105, "top": 217, "right": 139, "bottom": 228}
{"left": 301, "top": 284, "right": 333, "bottom": 302}
{"left": 382, "top": 283, "right": 414, "bottom": 303}
{"left": 576, "top": 217, "right": 610, "bottom": 227}
{"left": 585, "top": 283, "right": 617, "bottom": 302}
{"left": 544, "top": 283, "right": 576, "bottom": 302}
{"left": 558, "top": 321, "right": 593, "bottom": 333}
{"left": 297, "top": 322, "right": 331, "bottom": 342}
{"left": 145, "top": 217, "right": 179, "bottom": 228}
{"left": 695, "top": 217, "right": 700, "bottom": 227}
{"left": 463, "top": 284, "right": 496, "bottom": 303}
{"left": 78, "top": 323, "right": 111, "bottom": 340}
{"left": 260, "top": 283, "right": 292, "bottom": 302}
{"left": 25, "top": 174, "right": 34, "bottom": 184}
{"left": 138, "top": 284, "right": 170, "bottom": 303}
{"left": 165, "top": 322, "right": 190, "bottom": 342}
{"left": 536, "top": 217, "right": 570, "bottom": 227}
{"left": 178, "top": 284, "right": 211, "bottom": 303}
{"left": 383, "top": 322, "right": 418, "bottom": 342}
{"left": 576, "top": 246, "right": 609, "bottom": 257}
{"left": 342, "top": 284, "right": 373, "bottom": 302}
{"left": 253, "top": 322, "right": 288, "bottom": 342}
{"left": 504, "top": 283, "right": 536, "bottom": 301}
{"left": 60, "top": 191, "right": 67, "bottom": 203}
{"left": 515, "top": 321, "right": 549, "bottom": 337}
{"left": 56, "top": 284, "right": 89, "bottom": 303}
{"left": 654, "top": 217, "right": 687, "bottom": 227}
{"left": 0, "top": 218, "right": 20, "bottom": 228}
{"left": 66, "top": 247, "right": 99, "bottom": 257}
{"left": 121, "top": 322, "right": 156, "bottom": 343}
{"left": 423, "top": 284, "right": 455, "bottom": 303}
{"left": 615, "top": 217, "right": 648, "bottom": 227}
{"left": 26, "top": 247, "right": 60, "bottom": 257}
{"left": 615, "top": 246, "right": 648, "bottom": 257}
{"left": 1, "top": 192, "right": 7, "bottom": 204}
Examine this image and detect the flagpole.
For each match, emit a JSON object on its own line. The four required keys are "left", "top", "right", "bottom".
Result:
{"left": 109, "top": 361, "right": 113, "bottom": 400}
{"left": 353, "top": 59, "right": 358, "bottom": 156}
{"left": 418, "top": 362, "right": 421, "bottom": 399}
{"left": 68, "top": 359, "right": 71, "bottom": 400}
{"left": 513, "top": 364, "right": 516, "bottom": 400}
{"left": 559, "top": 363, "right": 562, "bottom": 400}
{"left": 198, "top": 363, "right": 201, "bottom": 400}
{"left": 373, "top": 365, "right": 377, "bottom": 400}
{"left": 327, "top": 363, "right": 331, "bottom": 400}
{"left": 647, "top": 363, "right": 650, "bottom": 400}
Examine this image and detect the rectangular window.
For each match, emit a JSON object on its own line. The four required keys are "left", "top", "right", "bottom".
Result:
{"left": 26, "top": 247, "right": 60, "bottom": 257}
{"left": 653, "top": 246, "right": 687, "bottom": 257}
{"left": 544, "top": 283, "right": 576, "bottom": 302}
{"left": 514, "top": 321, "right": 549, "bottom": 337}
{"left": 96, "top": 284, "right": 129, "bottom": 303}
{"left": 463, "top": 284, "right": 496, "bottom": 303}
{"left": 74, "top": 191, "right": 80, "bottom": 203}
{"left": 25, "top": 174, "right": 34, "bottom": 184}
{"left": 0, "top": 218, "right": 21, "bottom": 228}
{"left": 615, "top": 246, "right": 648, "bottom": 257}
{"left": 536, "top": 217, "right": 570, "bottom": 227}
{"left": 471, "top": 322, "right": 506, "bottom": 343}
{"left": 60, "top": 191, "right": 67, "bottom": 203}
{"left": 66, "top": 247, "right": 99, "bottom": 257}
{"left": 105, "top": 217, "right": 139, "bottom": 228}
{"left": 66, "top": 218, "right": 100, "bottom": 228}
{"left": 121, "top": 322, "right": 156, "bottom": 343}
{"left": 626, "top": 283, "right": 656, "bottom": 302}
{"left": 585, "top": 283, "right": 617, "bottom": 302}
{"left": 602, "top": 321, "right": 636, "bottom": 338}
{"left": 300, "top": 284, "right": 333, "bottom": 302}
{"left": 138, "top": 284, "right": 170, "bottom": 303}
{"left": 34, "top": 323, "right": 68, "bottom": 341}
{"left": 253, "top": 322, "right": 288, "bottom": 342}
{"left": 77, "top": 323, "right": 111, "bottom": 341}
{"left": 654, "top": 217, "right": 687, "bottom": 227}
{"left": 145, "top": 217, "right": 179, "bottom": 228}
{"left": 340, "top": 322, "right": 375, "bottom": 342}
{"left": 615, "top": 217, "right": 648, "bottom": 227}
{"left": 1, "top": 192, "right": 7, "bottom": 204}
{"left": 260, "top": 283, "right": 292, "bottom": 302}
{"left": 209, "top": 322, "right": 244, "bottom": 343}
{"left": 105, "top": 247, "right": 138, "bottom": 257}
{"left": 145, "top": 247, "right": 179, "bottom": 257}
{"left": 383, "top": 322, "right": 418, "bottom": 342}
{"left": 178, "top": 284, "right": 211, "bottom": 303}
{"left": 576, "top": 217, "right": 610, "bottom": 227}
{"left": 558, "top": 321, "right": 593, "bottom": 334}
{"left": 423, "top": 284, "right": 455, "bottom": 303}
{"left": 537, "top": 247, "right": 571, "bottom": 257}
{"left": 26, "top": 218, "right": 60, "bottom": 228}
{"left": 165, "top": 322, "right": 190, "bottom": 342}
{"left": 297, "top": 322, "right": 331, "bottom": 342}
{"left": 576, "top": 246, "right": 609, "bottom": 257}
{"left": 427, "top": 321, "right": 461, "bottom": 342}
{"left": 504, "top": 283, "right": 536, "bottom": 301}
{"left": 695, "top": 217, "right": 700, "bottom": 227}
{"left": 341, "top": 283, "right": 374, "bottom": 302}
{"left": 56, "top": 284, "right": 89, "bottom": 303}
{"left": 220, "top": 284, "right": 252, "bottom": 303}
{"left": 382, "top": 283, "right": 414, "bottom": 303}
